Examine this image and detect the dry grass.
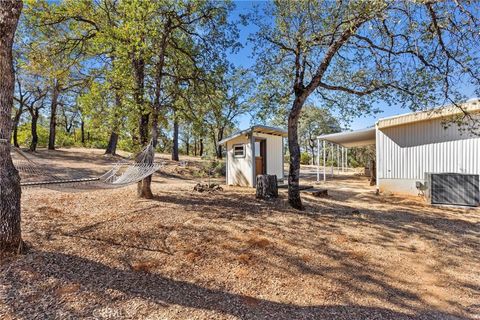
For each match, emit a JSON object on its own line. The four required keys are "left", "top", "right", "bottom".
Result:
{"left": 55, "top": 283, "right": 81, "bottom": 296}
{"left": 130, "top": 260, "right": 162, "bottom": 273}
{"left": 1, "top": 147, "right": 479, "bottom": 319}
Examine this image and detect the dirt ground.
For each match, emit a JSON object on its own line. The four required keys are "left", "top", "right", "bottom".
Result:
{"left": 1, "top": 148, "right": 479, "bottom": 320}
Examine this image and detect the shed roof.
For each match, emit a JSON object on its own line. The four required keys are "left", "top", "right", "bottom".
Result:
{"left": 317, "top": 127, "right": 376, "bottom": 148}
{"left": 218, "top": 125, "right": 287, "bottom": 145}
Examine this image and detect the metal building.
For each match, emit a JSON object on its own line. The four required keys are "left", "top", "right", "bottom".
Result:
{"left": 317, "top": 100, "right": 480, "bottom": 205}
{"left": 218, "top": 125, "right": 287, "bottom": 187}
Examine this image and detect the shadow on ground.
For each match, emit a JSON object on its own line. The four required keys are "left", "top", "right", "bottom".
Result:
{"left": 1, "top": 251, "right": 468, "bottom": 320}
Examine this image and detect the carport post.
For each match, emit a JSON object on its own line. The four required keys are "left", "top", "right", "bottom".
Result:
{"left": 316, "top": 138, "right": 320, "bottom": 182}
{"left": 330, "top": 143, "right": 334, "bottom": 177}
{"left": 337, "top": 144, "right": 340, "bottom": 174}
{"left": 345, "top": 148, "right": 348, "bottom": 172}
{"left": 323, "top": 140, "right": 326, "bottom": 181}
{"left": 341, "top": 146, "right": 344, "bottom": 173}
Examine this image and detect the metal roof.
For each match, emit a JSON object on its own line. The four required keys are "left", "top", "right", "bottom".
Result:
{"left": 218, "top": 125, "right": 287, "bottom": 145}
{"left": 377, "top": 100, "right": 480, "bottom": 129}
{"left": 316, "top": 100, "right": 480, "bottom": 148}
{"left": 317, "top": 127, "right": 376, "bottom": 148}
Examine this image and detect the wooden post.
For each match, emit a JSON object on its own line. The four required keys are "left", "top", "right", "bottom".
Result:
{"left": 256, "top": 174, "right": 278, "bottom": 199}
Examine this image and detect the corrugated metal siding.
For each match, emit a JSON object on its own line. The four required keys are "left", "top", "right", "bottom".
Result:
{"left": 377, "top": 101, "right": 480, "bottom": 129}
{"left": 377, "top": 117, "right": 480, "bottom": 180}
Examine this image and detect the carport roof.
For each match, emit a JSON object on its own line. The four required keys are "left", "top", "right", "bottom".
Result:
{"left": 317, "top": 127, "right": 376, "bottom": 148}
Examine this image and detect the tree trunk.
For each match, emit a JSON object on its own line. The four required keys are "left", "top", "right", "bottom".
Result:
{"left": 193, "top": 137, "right": 197, "bottom": 156}
{"left": 138, "top": 114, "right": 149, "bottom": 145}
{"left": 139, "top": 92, "right": 159, "bottom": 200}
{"left": 215, "top": 129, "right": 224, "bottom": 159}
{"left": 132, "top": 53, "right": 153, "bottom": 199}
{"left": 29, "top": 112, "right": 38, "bottom": 151}
{"left": 172, "top": 114, "right": 179, "bottom": 161}
{"left": 13, "top": 123, "right": 19, "bottom": 147}
{"left": 370, "top": 159, "right": 376, "bottom": 186}
{"left": 0, "top": 0, "right": 23, "bottom": 255}
{"left": 138, "top": 22, "right": 170, "bottom": 199}
{"left": 256, "top": 174, "right": 278, "bottom": 200}
{"left": 48, "top": 82, "right": 59, "bottom": 150}
{"left": 81, "top": 119, "right": 85, "bottom": 145}
{"left": 105, "top": 131, "right": 118, "bottom": 155}
{"left": 12, "top": 106, "right": 22, "bottom": 148}
{"left": 310, "top": 145, "right": 315, "bottom": 165}
{"left": 105, "top": 89, "right": 122, "bottom": 155}
{"left": 199, "top": 138, "right": 204, "bottom": 157}
{"left": 288, "top": 96, "right": 306, "bottom": 210}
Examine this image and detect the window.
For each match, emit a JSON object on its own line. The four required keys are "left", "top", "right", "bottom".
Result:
{"left": 233, "top": 144, "right": 245, "bottom": 158}
{"left": 255, "top": 141, "right": 260, "bottom": 156}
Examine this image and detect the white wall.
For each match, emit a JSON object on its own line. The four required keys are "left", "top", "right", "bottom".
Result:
{"left": 376, "top": 117, "right": 480, "bottom": 195}
{"left": 253, "top": 132, "right": 284, "bottom": 181}
{"left": 225, "top": 132, "right": 284, "bottom": 187}
{"left": 226, "top": 135, "right": 252, "bottom": 187}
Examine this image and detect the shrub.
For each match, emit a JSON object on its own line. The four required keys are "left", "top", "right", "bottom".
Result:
{"left": 17, "top": 123, "right": 49, "bottom": 148}
{"left": 56, "top": 132, "right": 76, "bottom": 148}
{"left": 349, "top": 158, "right": 360, "bottom": 168}
{"left": 118, "top": 139, "right": 136, "bottom": 153}
{"left": 300, "top": 152, "right": 311, "bottom": 165}
{"left": 198, "top": 159, "right": 226, "bottom": 179}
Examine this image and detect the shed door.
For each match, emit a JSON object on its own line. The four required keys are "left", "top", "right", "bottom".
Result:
{"left": 255, "top": 140, "right": 266, "bottom": 175}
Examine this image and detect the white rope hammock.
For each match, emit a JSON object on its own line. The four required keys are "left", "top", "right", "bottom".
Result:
{"left": 10, "top": 141, "right": 163, "bottom": 192}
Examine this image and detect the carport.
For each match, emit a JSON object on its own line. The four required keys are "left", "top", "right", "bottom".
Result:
{"left": 316, "top": 127, "right": 376, "bottom": 181}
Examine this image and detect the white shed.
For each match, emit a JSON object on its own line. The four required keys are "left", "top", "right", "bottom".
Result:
{"left": 218, "top": 125, "right": 287, "bottom": 187}
{"left": 317, "top": 100, "right": 480, "bottom": 205}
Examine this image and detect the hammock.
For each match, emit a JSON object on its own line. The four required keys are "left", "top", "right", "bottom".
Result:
{"left": 10, "top": 141, "right": 163, "bottom": 192}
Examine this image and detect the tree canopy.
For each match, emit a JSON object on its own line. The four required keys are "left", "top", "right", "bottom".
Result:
{"left": 5, "top": 0, "right": 480, "bottom": 209}
{"left": 250, "top": 0, "right": 480, "bottom": 209}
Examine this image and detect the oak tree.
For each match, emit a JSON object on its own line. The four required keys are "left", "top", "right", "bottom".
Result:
{"left": 252, "top": 0, "right": 480, "bottom": 209}
{"left": 0, "top": 0, "right": 23, "bottom": 255}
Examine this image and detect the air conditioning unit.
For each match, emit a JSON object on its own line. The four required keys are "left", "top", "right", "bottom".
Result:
{"left": 424, "top": 173, "right": 479, "bottom": 207}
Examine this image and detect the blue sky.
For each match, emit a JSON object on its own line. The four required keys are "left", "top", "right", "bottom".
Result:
{"left": 228, "top": 1, "right": 477, "bottom": 131}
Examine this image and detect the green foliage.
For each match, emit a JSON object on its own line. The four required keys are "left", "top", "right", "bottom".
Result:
{"left": 197, "top": 159, "right": 226, "bottom": 179}
{"left": 18, "top": 0, "right": 241, "bottom": 158}
{"left": 300, "top": 152, "right": 311, "bottom": 165}
{"left": 347, "top": 146, "right": 375, "bottom": 168}
{"left": 118, "top": 139, "right": 136, "bottom": 153}
{"left": 16, "top": 121, "right": 112, "bottom": 150}
{"left": 17, "top": 123, "right": 49, "bottom": 148}
{"left": 253, "top": 0, "right": 480, "bottom": 116}
{"left": 55, "top": 131, "right": 76, "bottom": 148}
{"left": 348, "top": 157, "right": 361, "bottom": 168}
